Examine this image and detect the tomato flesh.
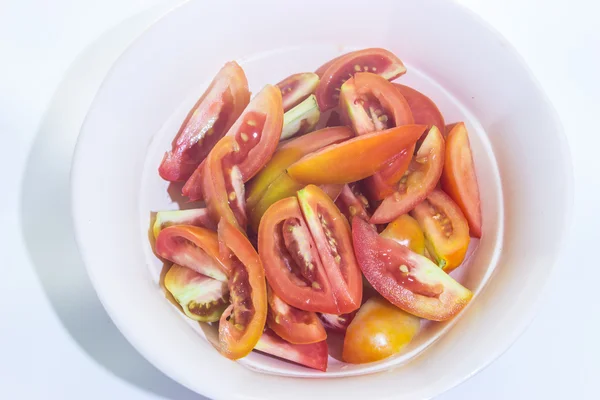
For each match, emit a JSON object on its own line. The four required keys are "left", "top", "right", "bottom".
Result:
{"left": 159, "top": 62, "right": 250, "bottom": 182}
{"left": 315, "top": 48, "right": 407, "bottom": 111}
{"left": 370, "top": 126, "right": 445, "bottom": 224}
{"left": 152, "top": 208, "right": 215, "bottom": 239}
{"left": 281, "top": 94, "right": 321, "bottom": 140}
{"left": 254, "top": 329, "right": 328, "bottom": 371}
{"left": 380, "top": 214, "right": 425, "bottom": 254}
{"left": 335, "top": 183, "right": 371, "bottom": 224}
{"left": 352, "top": 218, "right": 473, "bottom": 321}
{"left": 342, "top": 296, "right": 420, "bottom": 364}
{"left": 410, "top": 189, "right": 470, "bottom": 272}
{"left": 276, "top": 72, "right": 320, "bottom": 112}
{"left": 440, "top": 122, "right": 482, "bottom": 238}
{"left": 318, "top": 311, "right": 357, "bottom": 333}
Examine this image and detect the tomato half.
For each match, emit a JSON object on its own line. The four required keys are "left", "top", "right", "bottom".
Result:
{"left": 352, "top": 218, "right": 472, "bottom": 321}
{"left": 335, "top": 184, "right": 371, "bottom": 224}
{"left": 254, "top": 329, "right": 328, "bottom": 371}
{"left": 182, "top": 85, "right": 284, "bottom": 201}
{"left": 217, "top": 219, "right": 267, "bottom": 360}
{"left": 380, "top": 214, "right": 425, "bottom": 254}
{"left": 155, "top": 225, "right": 229, "bottom": 281}
{"left": 287, "top": 125, "right": 426, "bottom": 185}
{"left": 440, "top": 122, "right": 482, "bottom": 238}
{"left": 258, "top": 196, "right": 337, "bottom": 312}
{"left": 267, "top": 286, "right": 327, "bottom": 344}
{"left": 164, "top": 264, "right": 229, "bottom": 322}
{"left": 340, "top": 72, "right": 413, "bottom": 135}
{"left": 370, "top": 126, "right": 445, "bottom": 224}
{"left": 315, "top": 48, "right": 407, "bottom": 111}
{"left": 410, "top": 189, "right": 470, "bottom": 272}
{"left": 159, "top": 62, "right": 250, "bottom": 182}
{"left": 342, "top": 296, "right": 420, "bottom": 364}
{"left": 276, "top": 72, "right": 320, "bottom": 112}
{"left": 152, "top": 208, "right": 215, "bottom": 239}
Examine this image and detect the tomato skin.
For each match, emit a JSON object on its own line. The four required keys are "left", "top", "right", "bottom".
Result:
{"left": 297, "top": 185, "right": 363, "bottom": 314}
{"left": 318, "top": 311, "right": 357, "bottom": 333}
{"left": 159, "top": 62, "right": 250, "bottom": 182}
{"left": 352, "top": 218, "right": 473, "bottom": 321}
{"left": 276, "top": 72, "right": 320, "bottom": 112}
{"left": 153, "top": 208, "right": 215, "bottom": 239}
{"left": 287, "top": 125, "right": 426, "bottom": 185}
{"left": 440, "top": 122, "right": 482, "bottom": 238}
{"left": 363, "top": 147, "right": 414, "bottom": 200}
{"left": 370, "top": 126, "right": 445, "bottom": 224}
{"left": 394, "top": 84, "right": 445, "bottom": 137}
{"left": 258, "top": 197, "right": 338, "bottom": 313}
{"left": 380, "top": 214, "right": 425, "bottom": 254}
{"left": 315, "top": 48, "right": 407, "bottom": 111}
{"left": 342, "top": 297, "right": 420, "bottom": 364}
{"left": 155, "top": 225, "right": 229, "bottom": 282}
{"left": 254, "top": 329, "right": 328, "bottom": 371}
{"left": 335, "top": 184, "right": 371, "bottom": 224}
{"left": 267, "top": 286, "right": 327, "bottom": 344}
{"left": 410, "top": 189, "right": 470, "bottom": 272}
{"left": 217, "top": 219, "right": 268, "bottom": 360}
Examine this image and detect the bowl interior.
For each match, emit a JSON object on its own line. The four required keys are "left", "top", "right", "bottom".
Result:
{"left": 71, "top": 0, "right": 571, "bottom": 398}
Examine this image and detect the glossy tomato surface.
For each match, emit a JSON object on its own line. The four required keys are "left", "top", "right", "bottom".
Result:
{"left": 254, "top": 329, "right": 328, "bottom": 371}
{"left": 335, "top": 183, "right": 371, "bottom": 224}
{"left": 276, "top": 72, "right": 320, "bottom": 112}
{"left": 380, "top": 214, "right": 425, "bottom": 254}
{"left": 152, "top": 208, "right": 215, "bottom": 239}
{"left": 394, "top": 84, "right": 445, "bottom": 136}
{"left": 159, "top": 62, "right": 249, "bottom": 182}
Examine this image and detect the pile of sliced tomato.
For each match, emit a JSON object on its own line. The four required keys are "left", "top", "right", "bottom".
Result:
{"left": 152, "top": 48, "right": 483, "bottom": 371}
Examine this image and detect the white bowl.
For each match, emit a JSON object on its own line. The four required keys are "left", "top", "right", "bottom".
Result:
{"left": 71, "top": 0, "right": 572, "bottom": 398}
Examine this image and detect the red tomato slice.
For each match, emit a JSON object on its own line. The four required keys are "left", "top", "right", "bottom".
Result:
{"left": 362, "top": 147, "right": 414, "bottom": 200}
{"left": 297, "top": 185, "right": 363, "bottom": 313}
{"left": 286, "top": 125, "right": 426, "bottom": 185}
{"left": 254, "top": 329, "right": 328, "bottom": 372}
{"left": 318, "top": 311, "right": 357, "bottom": 333}
{"left": 370, "top": 126, "right": 445, "bottom": 224}
{"left": 183, "top": 85, "right": 284, "bottom": 201}
{"left": 155, "top": 225, "right": 229, "bottom": 282}
{"left": 258, "top": 197, "right": 337, "bottom": 313}
{"left": 394, "top": 84, "right": 445, "bottom": 137}
{"left": 352, "top": 218, "right": 472, "bottom": 321}
{"left": 267, "top": 286, "right": 327, "bottom": 344}
{"left": 380, "top": 214, "right": 425, "bottom": 254}
{"left": 315, "top": 48, "right": 407, "bottom": 111}
{"left": 335, "top": 183, "right": 371, "bottom": 224}
{"left": 159, "top": 62, "right": 250, "bottom": 182}
{"left": 410, "top": 189, "right": 470, "bottom": 272}
{"left": 200, "top": 137, "right": 247, "bottom": 231}
{"left": 276, "top": 72, "right": 320, "bottom": 112}
{"left": 440, "top": 123, "right": 482, "bottom": 238}
{"left": 217, "top": 219, "right": 267, "bottom": 360}
{"left": 152, "top": 208, "right": 215, "bottom": 239}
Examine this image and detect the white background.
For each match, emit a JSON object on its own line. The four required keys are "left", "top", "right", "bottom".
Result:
{"left": 1, "top": 0, "right": 598, "bottom": 399}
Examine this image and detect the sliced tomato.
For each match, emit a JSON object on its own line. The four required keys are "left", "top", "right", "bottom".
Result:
{"left": 352, "top": 218, "right": 472, "bottom": 321}
{"left": 342, "top": 296, "right": 420, "bottom": 364}
{"left": 267, "top": 286, "right": 327, "bottom": 344}
{"left": 152, "top": 208, "right": 215, "bottom": 239}
{"left": 164, "top": 264, "right": 229, "bottom": 322}
{"left": 325, "top": 110, "right": 342, "bottom": 127}
{"left": 276, "top": 72, "right": 320, "bottom": 112}
{"left": 340, "top": 72, "right": 413, "bottom": 135}
{"left": 370, "top": 126, "right": 445, "bottom": 224}
{"left": 362, "top": 147, "right": 414, "bottom": 200}
{"left": 394, "top": 83, "right": 445, "bottom": 137}
{"left": 199, "top": 137, "right": 247, "bottom": 231}
{"left": 182, "top": 85, "right": 284, "bottom": 201}
{"left": 254, "top": 329, "right": 328, "bottom": 372}
{"left": 287, "top": 125, "right": 426, "bottom": 184}
{"left": 410, "top": 189, "right": 470, "bottom": 272}
{"left": 297, "top": 185, "right": 363, "bottom": 313}
{"left": 440, "top": 122, "right": 482, "bottom": 238}
{"left": 318, "top": 311, "right": 357, "bottom": 333}
{"left": 380, "top": 214, "right": 425, "bottom": 254}
{"left": 217, "top": 219, "right": 267, "bottom": 360}
{"left": 249, "top": 173, "right": 305, "bottom": 232}
{"left": 281, "top": 94, "right": 321, "bottom": 140}
{"left": 258, "top": 197, "right": 337, "bottom": 313}
{"left": 315, "top": 48, "right": 407, "bottom": 111}
{"left": 335, "top": 184, "right": 371, "bottom": 223}
{"left": 155, "top": 225, "right": 229, "bottom": 281}
{"left": 319, "top": 183, "right": 344, "bottom": 202}
{"left": 159, "top": 62, "right": 250, "bottom": 182}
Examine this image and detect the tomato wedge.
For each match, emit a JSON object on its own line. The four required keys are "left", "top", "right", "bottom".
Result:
{"left": 276, "top": 72, "right": 320, "bottom": 112}
{"left": 159, "top": 62, "right": 250, "bottom": 181}
{"left": 217, "top": 219, "right": 267, "bottom": 360}
{"left": 155, "top": 225, "right": 229, "bottom": 281}
{"left": 153, "top": 208, "right": 215, "bottom": 239}
{"left": 267, "top": 286, "right": 327, "bottom": 344}
{"left": 254, "top": 329, "right": 328, "bottom": 371}
{"left": 258, "top": 196, "right": 337, "bottom": 313}
{"left": 394, "top": 83, "right": 445, "bottom": 136}
{"left": 410, "top": 189, "right": 470, "bottom": 272}
{"left": 287, "top": 125, "right": 426, "bottom": 184}
{"left": 315, "top": 48, "right": 407, "bottom": 111}
{"left": 340, "top": 72, "right": 413, "bottom": 135}
{"left": 352, "top": 218, "right": 472, "bottom": 321}
{"left": 335, "top": 184, "right": 371, "bottom": 224}
{"left": 318, "top": 311, "right": 356, "bottom": 333}
{"left": 370, "top": 126, "right": 445, "bottom": 224}
{"left": 380, "top": 214, "right": 425, "bottom": 254}
{"left": 440, "top": 122, "right": 482, "bottom": 238}
{"left": 183, "top": 85, "right": 284, "bottom": 201}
